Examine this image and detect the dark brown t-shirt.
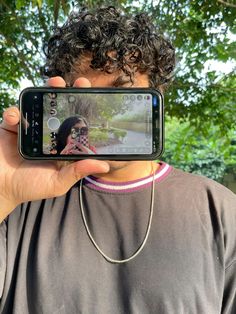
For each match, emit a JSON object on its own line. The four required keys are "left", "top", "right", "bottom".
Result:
{"left": 0, "top": 163, "right": 236, "bottom": 314}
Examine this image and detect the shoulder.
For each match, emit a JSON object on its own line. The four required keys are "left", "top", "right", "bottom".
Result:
{"left": 162, "top": 165, "right": 236, "bottom": 229}
{"left": 167, "top": 166, "right": 235, "bottom": 201}
{"left": 169, "top": 167, "right": 235, "bottom": 250}
{"left": 165, "top": 166, "right": 236, "bottom": 267}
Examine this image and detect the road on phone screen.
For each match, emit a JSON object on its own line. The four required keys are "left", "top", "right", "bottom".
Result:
{"left": 96, "top": 129, "right": 151, "bottom": 154}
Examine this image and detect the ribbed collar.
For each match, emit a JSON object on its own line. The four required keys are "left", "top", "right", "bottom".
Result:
{"left": 83, "top": 162, "right": 172, "bottom": 193}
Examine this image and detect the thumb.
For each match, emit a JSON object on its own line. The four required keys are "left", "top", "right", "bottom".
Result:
{"left": 52, "top": 160, "right": 110, "bottom": 195}
{"left": 1, "top": 107, "right": 20, "bottom": 133}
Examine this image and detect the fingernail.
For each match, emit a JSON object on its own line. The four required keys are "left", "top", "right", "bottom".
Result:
{"left": 5, "top": 111, "right": 17, "bottom": 117}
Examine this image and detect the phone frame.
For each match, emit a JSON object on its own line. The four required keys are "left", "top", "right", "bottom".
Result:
{"left": 18, "top": 87, "right": 164, "bottom": 161}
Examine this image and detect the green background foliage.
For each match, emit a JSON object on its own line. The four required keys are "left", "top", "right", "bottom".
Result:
{"left": 0, "top": 0, "right": 235, "bottom": 186}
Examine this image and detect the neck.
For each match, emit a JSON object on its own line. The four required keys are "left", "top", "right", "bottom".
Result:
{"left": 93, "top": 161, "right": 159, "bottom": 182}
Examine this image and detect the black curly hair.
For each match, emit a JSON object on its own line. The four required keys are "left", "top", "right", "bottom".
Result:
{"left": 42, "top": 6, "right": 175, "bottom": 91}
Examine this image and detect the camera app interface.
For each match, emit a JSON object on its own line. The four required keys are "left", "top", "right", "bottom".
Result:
{"left": 43, "top": 93, "right": 153, "bottom": 155}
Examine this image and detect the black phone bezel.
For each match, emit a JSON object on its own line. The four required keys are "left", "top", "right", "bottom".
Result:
{"left": 18, "top": 87, "right": 164, "bottom": 161}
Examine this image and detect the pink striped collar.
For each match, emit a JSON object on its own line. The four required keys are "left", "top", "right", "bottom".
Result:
{"left": 83, "top": 162, "right": 172, "bottom": 193}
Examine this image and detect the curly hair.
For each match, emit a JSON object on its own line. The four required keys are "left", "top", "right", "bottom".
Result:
{"left": 42, "top": 6, "right": 175, "bottom": 91}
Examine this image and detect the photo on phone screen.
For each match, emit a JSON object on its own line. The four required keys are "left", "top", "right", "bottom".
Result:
{"left": 19, "top": 88, "right": 163, "bottom": 160}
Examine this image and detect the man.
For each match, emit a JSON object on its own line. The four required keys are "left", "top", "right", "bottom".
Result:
{"left": 0, "top": 6, "right": 235, "bottom": 314}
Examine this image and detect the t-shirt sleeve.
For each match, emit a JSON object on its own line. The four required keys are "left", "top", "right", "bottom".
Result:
{"left": 218, "top": 185, "right": 236, "bottom": 268}
{"left": 0, "top": 220, "right": 7, "bottom": 300}
{"left": 222, "top": 261, "right": 236, "bottom": 313}
{"left": 212, "top": 182, "right": 236, "bottom": 312}
{"left": 193, "top": 172, "right": 236, "bottom": 312}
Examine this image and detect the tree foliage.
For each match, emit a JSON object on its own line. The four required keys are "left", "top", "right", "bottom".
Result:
{"left": 0, "top": 0, "right": 235, "bottom": 180}
{"left": 163, "top": 117, "right": 236, "bottom": 182}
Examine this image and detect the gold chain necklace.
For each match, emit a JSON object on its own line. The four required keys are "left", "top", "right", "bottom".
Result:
{"left": 79, "top": 164, "right": 155, "bottom": 264}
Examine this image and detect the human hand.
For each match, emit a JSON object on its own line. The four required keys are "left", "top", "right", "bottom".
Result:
{"left": 0, "top": 76, "right": 109, "bottom": 222}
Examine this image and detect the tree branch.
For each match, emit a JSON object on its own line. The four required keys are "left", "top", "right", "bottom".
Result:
{"left": 37, "top": 3, "right": 50, "bottom": 40}
{"left": 13, "top": 50, "right": 37, "bottom": 86}
{"left": 53, "top": 0, "right": 61, "bottom": 28}
{"left": 2, "top": 36, "right": 37, "bottom": 85}
{"left": 217, "top": 0, "right": 236, "bottom": 8}
{"left": 0, "top": 0, "right": 11, "bottom": 11}
{"left": 0, "top": 0, "right": 39, "bottom": 49}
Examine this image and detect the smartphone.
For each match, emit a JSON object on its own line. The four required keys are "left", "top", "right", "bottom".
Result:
{"left": 18, "top": 87, "right": 164, "bottom": 160}
{"left": 70, "top": 126, "right": 89, "bottom": 153}
{"left": 71, "top": 127, "right": 89, "bottom": 147}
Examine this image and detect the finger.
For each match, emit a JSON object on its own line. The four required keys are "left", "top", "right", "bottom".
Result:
{"left": 60, "top": 149, "right": 71, "bottom": 155}
{"left": 0, "top": 107, "right": 20, "bottom": 133}
{"left": 73, "top": 77, "right": 92, "bottom": 88}
{"left": 68, "top": 150, "right": 86, "bottom": 154}
{"left": 46, "top": 76, "right": 66, "bottom": 87}
{"left": 76, "top": 143, "right": 84, "bottom": 150}
{"left": 61, "top": 143, "right": 75, "bottom": 153}
{"left": 76, "top": 143, "right": 91, "bottom": 154}
{"left": 52, "top": 159, "right": 110, "bottom": 195}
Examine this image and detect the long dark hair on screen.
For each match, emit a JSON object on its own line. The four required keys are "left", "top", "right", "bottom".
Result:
{"left": 56, "top": 115, "right": 88, "bottom": 153}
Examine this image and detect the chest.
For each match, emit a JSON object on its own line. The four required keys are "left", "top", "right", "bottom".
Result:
{"left": 3, "top": 191, "right": 223, "bottom": 314}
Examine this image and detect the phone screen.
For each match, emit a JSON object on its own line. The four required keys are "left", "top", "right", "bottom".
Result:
{"left": 43, "top": 92, "right": 153, "bottom": 155}
{"left": 19, "top": 88, "right": 163, "bottom": 160}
